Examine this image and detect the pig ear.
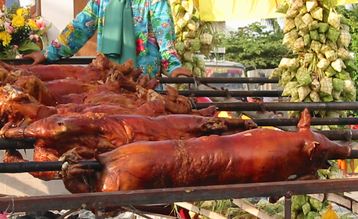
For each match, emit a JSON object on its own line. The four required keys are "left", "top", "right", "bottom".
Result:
{"left": 297, "top": 108, "right": 311, "bottom": 130}
{"left": 304, "top": 141, "right": 319, "bottom": 160}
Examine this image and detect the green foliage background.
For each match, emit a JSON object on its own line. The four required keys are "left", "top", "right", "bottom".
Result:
{"left": 218, "top": 21, "right": 291, "bottom": 71}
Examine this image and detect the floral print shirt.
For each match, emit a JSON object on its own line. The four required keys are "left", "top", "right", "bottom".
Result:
{"left": 44, "top": 0, "right": 182, "bottom": 77}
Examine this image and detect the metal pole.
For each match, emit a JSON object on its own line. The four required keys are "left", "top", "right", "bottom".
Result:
{"left": 158, "top": 77, "right": 279, "bottom": 84}
{"left": 253, "top": 117, "right": 358, "bottom": 126}
{"left": 1, "top": 179, "right": 358, "bottom": 212}
{"left": 0, "top": 138, "right": 35, "bottom": 150}
{"left": 3, "top": 147, "right": 358, "bottom": 173}
{"left": 284, "top": 192, "right": 292, "bottom": 219}
{"left": 159, "top": 90, "right": 283, "bottom": 97}
{"left": 0, "top": 129, "right": 357, "bottom": 150}
{"left": 195, "top": 102, "right": 358, "bottom": 111}
{"left": 0, "top": 161, "right": 101, "bottom": 173}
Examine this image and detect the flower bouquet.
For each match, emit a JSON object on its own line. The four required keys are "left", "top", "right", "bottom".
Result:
{"left": 0, "top": 5, "right": 49, "bottom": 59}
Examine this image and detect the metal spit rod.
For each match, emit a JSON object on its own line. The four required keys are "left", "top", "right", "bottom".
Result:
{"left": 158, "top": 77, "right": 279, "bottom": 84}
{"left": 195, "top": 102, "right": 358, "bottom": 111}
{"left": 0, "top": 128, "right": 357, "bottom": 150}
{"left": 159, "top": 90, "right": 283, "bottom": 97}
{"left": 1, "top": 179, "right": 358, "bottom": 212}
{"left": 1, "top": 148, "right": 358, "bottom": 173}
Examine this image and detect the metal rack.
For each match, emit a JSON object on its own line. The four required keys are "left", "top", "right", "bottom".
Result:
{"left": 0, "top": 57, "right": 358, "bottom": 218}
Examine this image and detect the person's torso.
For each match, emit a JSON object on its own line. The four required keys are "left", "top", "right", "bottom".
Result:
{"left": 97, "top": 0, "right": 161, "bottom": 77}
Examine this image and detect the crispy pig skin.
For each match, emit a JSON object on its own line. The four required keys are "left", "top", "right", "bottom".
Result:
{"left": 63, "top": 109, "right": 350, "bottom": 193}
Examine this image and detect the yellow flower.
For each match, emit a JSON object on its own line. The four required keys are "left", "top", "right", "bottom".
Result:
{"left": 28, "top": 19, "right": 38, "bottom": 30}
{"left": 16, "top": 8, "right": 29, "bottom": 16}
{"left": 0, "top": 31, "right": 12, "bottom": 46}
{"left": 12, "top": 15, "right": 25, "bottom": 28}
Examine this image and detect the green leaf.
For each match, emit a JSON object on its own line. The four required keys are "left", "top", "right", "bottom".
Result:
{"left": 18, "top": 41, "right": 40, "bottom": 53}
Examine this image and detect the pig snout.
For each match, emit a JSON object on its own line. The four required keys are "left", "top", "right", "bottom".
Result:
{"left": 312, "top": 133, "right": 351, "bottom": 160}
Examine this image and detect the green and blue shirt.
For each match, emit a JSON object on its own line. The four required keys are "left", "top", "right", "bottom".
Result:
{"left": 44, "top": 0, "right": 182, "bottom": 77}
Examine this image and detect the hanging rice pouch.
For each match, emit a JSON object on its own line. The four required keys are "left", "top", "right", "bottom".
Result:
{"left": 343, "top": 80, "right": 356, "bottom": 101}
{"left": 319, "top": 34, "right": 326, "bottom": 44}
{"left": 317, "top": 58, "right": 330, "bottom": 70}
{"left": 327, "top": 41, "right": 338, "bottom": 51}
{"left": 331, "top": 58, "right": 346, "bottom": 72}
{"left": 324, "top": 50, "right": 337, "bottom": 61}
{"left": 284, "top": 18, "right": 296, "bottom": 33}
{"left": 280, "top": 70, "right": 294, "bottom": 86}
{"left": 279, "top": 58, "right": 297, "bottom": 69}
{"left": 283, "top": 30, "right": 298, "bottom": 47}
{"left": 271, "top": 68, "right": 283, "bottom": 78}
{"left": 304, "top": 53, "right": 315, "bottom": 63}
{"left": 337, "top": 47, "right": 353, "bottom": 60}
{"left": 310, "top": 91, "right": 321, "bottom": 102}
{"left": 291, "top": 90, "right": 300, "bottom": 102}
{"left": 286, "top": 8, "right": 299, "bottom": 18}
{"left": 190, "top": 38, "right": 201, "bottom": 51}
{"left": 318, "top": 23, "right": 329, "bottom": 33}
{"left": 304, "top": 34, "right": 311, "bottom": 46}
{"left": 310, "top": 40, "right": 322, "bottom": 53}
{"left": 343, "top": 79, "right": 356, "bottom": 93}
{"left": 183, "top": 51, "right": 194, "bottom": 62}
{"left": 298, "top": 86, "right": 311, "bottom": 101}
{"left": 193, "top": 67, "right": 202, "bottom": 77}
{"left": 296, "top": 67, "right": 312, "bottom": 86}
{"left": 302, "top": 13, "right": 314, "bottom": 25}
{"left": 294, "top": 16, "right": 304, "bottom": 29}
{"left": 321, "top": 95, "right": 334, "bottom": 102}
{"left": 183, "top": 62, "right": 194, "bottom": 71}
{"left": 320, "top": 77, "right": 333, "bottom": 96}
{"left": 337, "top": 70, "right": 351, "bottom": 80}
{"left": 299, "top": 5, "right": 308, "bottom": 15}
{"left": 282, "top": 81, "right": 299, "bottom": 96}
{"left": 308, "top": 20, "right": 319, "bottom": 30}
{"left": 339, "top": 30, "right": 351, "bottom": 48}
{"left": 175, "top": 42, "right": 185, "bottom": 55}
{"left": 328, "top": 10, "right": 341, "bottom": 30}
{"left": 311, "top": 79, "right": 320, "bottom": 91}
{"left": 327, "top": 27, "right": 340, "bottom": 42}
{"left": 332, "top": 90, "right": 342, "bottom": 101}
{"left": 324, "top": 66, "right": 337, "bottom": 77}
{"left": 333, "top": 78, "right": 344, "bottom": 92}
{"left": 292, "top": 0, "right": 304, "bottom": 10}
{"left": 320, "top": 45, "right": 331, "bottom": 54}
{"left": 309, "top": 30, "right": 319, "bottom": 41}
{"left": 306, "top": 0, "right": 318, "bottom": 12}
{"left": 294, "top": 37, "right": 305, "bottom": 52}
{"left": 276, "top": 1, "right": 289, "bottom": 14}
{"left": 311, "top": 7, "right": 323, "bottom": 21}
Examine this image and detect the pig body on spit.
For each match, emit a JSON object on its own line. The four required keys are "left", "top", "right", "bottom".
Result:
{"left": 63, "top": 109, "right": 351, "bottom": 193}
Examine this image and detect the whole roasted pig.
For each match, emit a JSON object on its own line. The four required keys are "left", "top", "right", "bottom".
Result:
{"left": 62, "top": 109, "right": 351, "bottom": 193}
{"left": 3, "top": 113, "right": 256, "bottom": 180}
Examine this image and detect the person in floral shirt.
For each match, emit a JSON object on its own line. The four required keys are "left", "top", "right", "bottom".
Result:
{"left": 26, "top": 0, "right": 192, "bottom": 78}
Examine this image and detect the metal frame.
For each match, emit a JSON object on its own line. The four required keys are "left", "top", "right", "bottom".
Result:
{"left": 195, "top": 102, "right": 358, "bottom": 111}
{"left": 1, "top": 179, "right": 358, "bottom": 219}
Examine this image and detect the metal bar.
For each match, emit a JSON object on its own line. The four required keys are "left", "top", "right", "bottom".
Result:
{"left": 195, "top": 102, "right": 358, "bottom": 111}
{"left": 253, "top": 117, "right": 358, "bottom": 126}
{"left": 159, "top": 90, "right": 283, "bottom": 97}
{"left": 3, "top": 145, "right": 358, "bottom": 173}
{"left": 0, "top": 138, "right": 35, "bottom": 150}
{"left": 0, "top": 161, "right": 101, "bottom": 173}
{"left": 318, "top": 130, "right": 357, "bottom": 141}
{"left": 284, "top": 193, "right": 292, "bottom": 219}
{"left": 158, "top": 77, "right": 279, "bottom": 84}
{"left": 1, "top": 57, "right": 94, "bottom": 65}
{"left": 0, "top": 129, "right": 357, "bottom": 150}
{"left": 1, "top": 179, "right": 358, "bottom": 212}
